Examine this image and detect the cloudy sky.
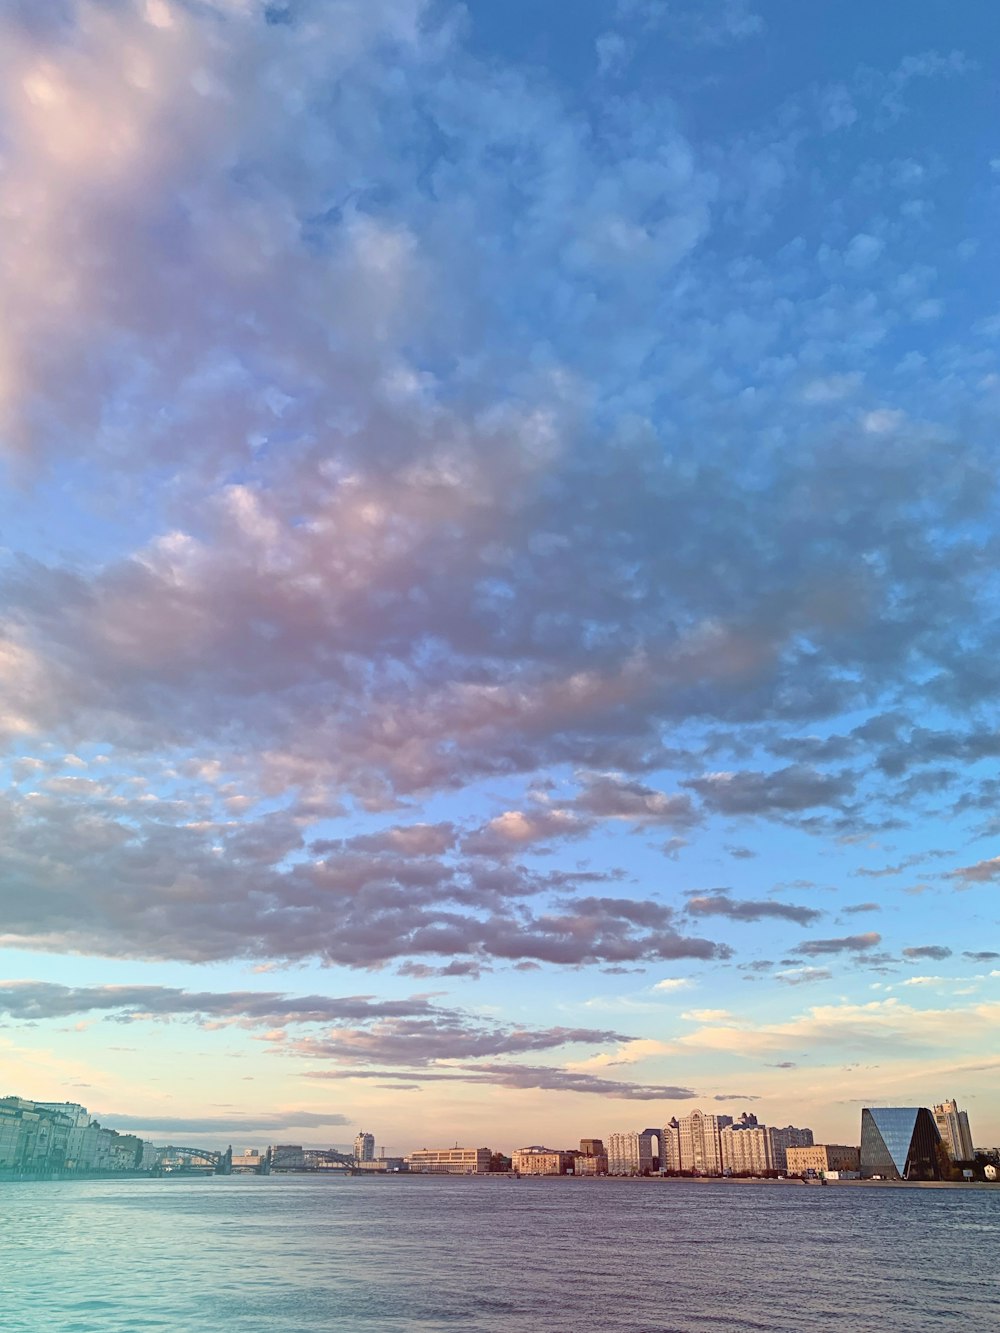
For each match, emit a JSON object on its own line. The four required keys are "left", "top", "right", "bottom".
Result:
{"left": 1, "top": 0, "right": 998, "bottom": 1154}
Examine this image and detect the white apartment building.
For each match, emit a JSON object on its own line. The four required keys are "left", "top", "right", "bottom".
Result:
{"left": 607, "top": 1131, "right": 641, "bottom": 1175}
{"left": 720, "top": 1123, "right": 772, "bottom": 1174}
{"left": 354, "top": 1131, "right": 375, "bottom": 1162}
{"left": 675, "top": 1110, "right": 732, "bottom": 1175}
{"left": 663, "top": 1119, "right": 681, "bottom": 1172}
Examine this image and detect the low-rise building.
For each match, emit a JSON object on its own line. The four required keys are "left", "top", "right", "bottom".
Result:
{"left": 232, "top": 1149, "right": 265, "bottom": 1172}
{"left": 0, "top": 1097, "right": 153, "bottom": 1174}
{"left": 405, "top": 1147, "right": 492, "bottom": 1174}
{"left": 512, "top": 1146, "right": 572, "bottom": 1175}
{"left": 786, "top": 1144, "right": 861, "bottom": 1176}
{"left": 271, "top": 1144, "right": 306, "bottom": 1171}
{"left": 352, "top": 1156, "right": 406, "bottom": 1172}
{"left": 573, "top": 1139, "right": 608, "bottom": 1175}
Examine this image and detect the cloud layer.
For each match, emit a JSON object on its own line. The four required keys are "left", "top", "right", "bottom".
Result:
{"left": 0, "top": 0, "right": 998, "bottom": 1141}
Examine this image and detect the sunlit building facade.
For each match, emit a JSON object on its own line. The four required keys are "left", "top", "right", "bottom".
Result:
{"left": 512, "top": 1146, "right": 573, "bottom": 1175}
{"left": 405, "top": 1147, "right": 492, "bottom": 1174}
{"left": 720, "top": 1122, "right": 771, "bottom": 1174}
{"left": 767, "top": 1125, "right": 814, "bottom": 1172}
{"left": 675, "top": 1110, "right": 732, "bottom": 1175}
{"left": 933, "top": 1100, "right": 974, "bottom": 1161}
{"left": 574, "top": 1139, "right": 608, "bottom": 1175}
{"left": 354, "top": 1131, "right": 376, "bottom": 1162}
{"left": 607, "top": 1131, "right": 641, "bottom": 1175}
{"left": 786, "top": 1145, "right": 860, "bottom": 1176}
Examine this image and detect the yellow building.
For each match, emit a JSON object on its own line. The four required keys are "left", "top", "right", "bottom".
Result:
{"left": 511, "top": 1146, "right": 571, "bottom": 1175}
{"left": 786, "top": 1144, "right": 860, "bottom": 1176}
{"left": 405, "top": 1147, "right": 492, "bottom": 1174}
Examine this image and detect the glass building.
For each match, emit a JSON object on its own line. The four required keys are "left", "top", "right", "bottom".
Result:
{"left": 860, "top": 1108, "right": 943, "bottom": 1181}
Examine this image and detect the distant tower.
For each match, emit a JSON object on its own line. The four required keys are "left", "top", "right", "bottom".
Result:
{"left": 354, "top": 1131, "right": 375, "bottom": 1162}
{"left": 933, "top": 1099, "right": 975, "bottom": 1160}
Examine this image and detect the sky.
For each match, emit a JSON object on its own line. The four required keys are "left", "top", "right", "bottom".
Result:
{"left": 0, "top": 0, "right": 998, "bottom": 1156}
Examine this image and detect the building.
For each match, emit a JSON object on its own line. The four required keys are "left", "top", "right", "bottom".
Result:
{"left": 786, "top": 1145, "right": 860, "bottom": 1177}
{"left": 354, "top": 1131, "right": 376, "bottom": 1162}
{"left": 860, "top": 1108, "right": 942, "bottom": 1181}
{"left": 574, "top": 1139, "right": 608, "bottom": 1175}
{"left": 271, "top": 1144, "right": 306, "bottom": 1171}
{"left": 351, "top": 1156, "right": 405, "bottom": 1172}
{"left": 232, "top": 1149, "right": 265, "bottom": 1173}
{"left": 511, "top": 1146, "right": 572, "bottom": 1175}
{"left": 674, "top": 1110, "right": 733, "bottom": 1175}
{"left": 663, "top": 1119, "right": 681, "bottom": 1172}
{"left": 0, "top": 1097, "right": 153, "bottom": 1175}
{"left": 933, "top": 1100, "right": 975, "bottom": 1161}
{"left": 720, "top": 1121, "right": 771, "bottom": 1175}
{"left": 405, "top": 1147, "right": 492, "bottom": 1174}
{"left": 767, "top": 1125, "right": 814, "bottom": 1172}
{"left": 607, "top": 1131, "right": 640, "bottom": 1175}
{"left": 606, "top": 1130, "right": 661, "bottom": 1175}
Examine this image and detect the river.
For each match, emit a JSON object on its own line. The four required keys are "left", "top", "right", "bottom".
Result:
{"left": 0, "top": 1175, "right": 996, "bottom": 1331}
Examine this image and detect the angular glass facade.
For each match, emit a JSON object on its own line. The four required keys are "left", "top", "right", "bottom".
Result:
{"left": 860, "top": 1107, "right": 942, "bottom": 1181}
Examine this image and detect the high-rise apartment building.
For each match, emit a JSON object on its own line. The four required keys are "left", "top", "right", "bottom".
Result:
{"left": 606, "top": 1129, "right": 661, "bottom": 1175}
{"left": 607, "top": 1131, "right": 641, "bottom": 1175}
{"left": 767, "top": 1125, "right": 814, "bottom": 1172}
{"left": 663, "top": 1118, "right": 681, "bottom": 1172}
{"left": 720, "top": 1122, "right": 771, "bottom": 1174}
{"left": 354, "top": 1131, "right": 375, "bottom": 1162}
{"left": 932, "top": 1099, "right": 974, "bottom": 1161}
{"left": 674, "top": 1110, "right": 733, "bottom": 1175}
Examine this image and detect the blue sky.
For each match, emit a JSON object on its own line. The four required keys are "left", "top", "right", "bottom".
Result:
{"left": 0, "top": 0, "right": 998, "bottom": 1153}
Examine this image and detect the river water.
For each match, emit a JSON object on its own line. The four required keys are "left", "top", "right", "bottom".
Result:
{"left": 0, "top": 1175, "right": 996, "bottom": 1332}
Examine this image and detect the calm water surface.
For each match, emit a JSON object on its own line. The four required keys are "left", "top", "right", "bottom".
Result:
{"left": 0, "top": 1175, "right": 997, "bottom": 1332}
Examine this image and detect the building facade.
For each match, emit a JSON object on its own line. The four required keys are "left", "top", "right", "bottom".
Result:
{"left": 574, "top": 1139, "right": 608, "bottom": 1175}
{"left": 720, "top": 1122, "right": 771, "bottom": 1174}
{"left": 0, "top": 1098, "right": 153, "bottom": 1174}
{"left": 785, "top": 1145, "right": 860, "bottom": 1176}
{"left": 663, "top": 1119, "right": 681, "bottom": 1172}
{"left": 674, "top": 1110, "right": 733, "bottom": 1175}
{"left": 354, "top": 1131, "right": 376, "bottom": 1162}
{"left": 767, "top": 1125, "right": 814, "bottom": 1172}
{"left": 607, "top": 1131, "right": 641, "bottom": 1175}
{"left": 933, "top": 1100, "right": 974, "bottom": 1161}
{"left": 271, "top": 1144, "right": 306, "bottom": 1171}
{"left": 860, "top": 1108, "right": 942, "bottom": 1181}
{"left": 606, "top": 1130, "right": 661, "bottom": 1175}
{"left": 405, "top": 1147, "right": 492, "bottom": 1174}
{"left": 512, "top": 1146, "right": 571, "bottom": 1175}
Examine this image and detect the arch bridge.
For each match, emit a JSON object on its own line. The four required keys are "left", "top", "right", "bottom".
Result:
{"left": 151, "top": 1145, "right": 233, "bottom": 1174}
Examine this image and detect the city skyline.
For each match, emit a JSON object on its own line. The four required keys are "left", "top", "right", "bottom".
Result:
{"left": 1, "top": 0, "right": 999, "bottom": 1153}
{"left": 5, "top": 1089, "right": 993, "bottom": 1183}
